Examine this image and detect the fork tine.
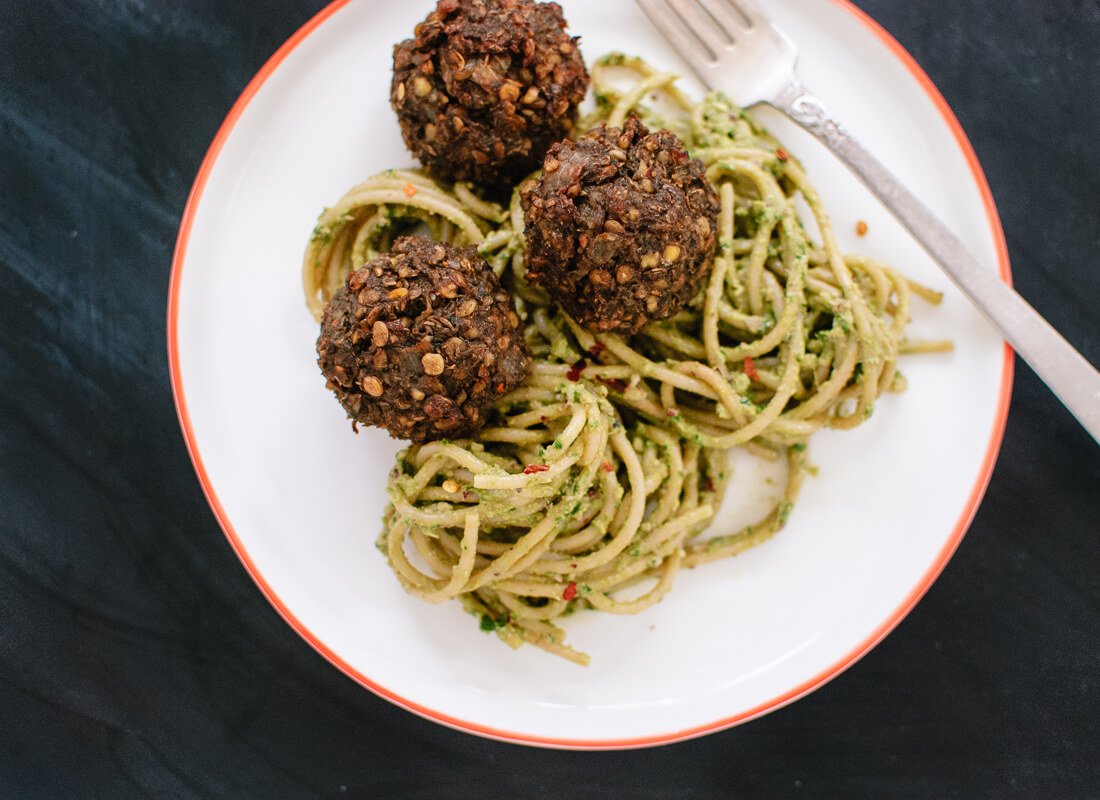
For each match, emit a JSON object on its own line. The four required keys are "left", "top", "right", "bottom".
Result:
{"left": 665, "top": 0, "right": 731, "bottom": 55}
{"left": 694, "top": 0, "right": 751, "bottom": 38}
{"left": 634, "top": 0, "right": 719, "bottom": 80}
{"left": 718, "top": 0, "right": 763, "bottom": 28}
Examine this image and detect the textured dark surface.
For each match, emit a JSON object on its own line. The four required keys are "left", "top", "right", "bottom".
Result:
{"left": 1, "top": 0, "right": 1097, "bottom": 797}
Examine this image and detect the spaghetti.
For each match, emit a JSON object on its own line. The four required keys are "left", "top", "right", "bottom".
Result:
{"left": 383, "top": 376, "right": 726, "bottom": 666}
{"left": 302, "top": 54, "right": 948, "bottom": 664}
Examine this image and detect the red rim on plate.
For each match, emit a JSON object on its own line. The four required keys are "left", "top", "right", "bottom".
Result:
{"left": 167, "top": 0, "right": 1013, "bottom": 750}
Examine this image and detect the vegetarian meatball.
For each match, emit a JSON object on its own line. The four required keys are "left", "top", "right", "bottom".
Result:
{"left": 521, "top": 116, "right": 720, "bottom": 334}
{"left": 391, "top": 0, "right": 589, "bottom": 191}
{"left": 317, "top": 236, "right": 531, "bottom": 442}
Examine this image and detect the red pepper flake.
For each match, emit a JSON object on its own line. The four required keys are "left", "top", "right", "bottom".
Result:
{"left": 566, "top": 358, "right": 587, "bottom": 382}
{"left": 666, "top": 407, "right": 680, "bottom": 417}
{"left": 743, "top": 356, "right": 760, "bottom": 381}
{"left": 403, "top": 182, "right": 417, "bottom": 197}
{"left": 598, "top": 377, "right": 627, "bottom": 393}
{"left": 704, "top": 476, "right": 715, "bottom": 493}
{"left": 586, "top": 342, "right": 606, "bottom": 358}
{"left": 601, "top": 461, "right": 613, "bottom": 473}
{"left": 562, "top": 582, "right": 578, "bottom": 601}
{"left": 775, "top": 148, "right": 790, "bottom": 162}
{"left": 523, "top": 463, "right": 550, "bottom": 474}
{"left": 587, "top": 487, "right": 598, "bottom": 498}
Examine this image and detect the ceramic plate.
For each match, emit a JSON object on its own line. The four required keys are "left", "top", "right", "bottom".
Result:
{"left": 169, "top": 0, "right": 1012, "bottom": 748}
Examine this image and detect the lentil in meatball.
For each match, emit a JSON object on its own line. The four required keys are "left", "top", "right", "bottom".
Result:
{"left": 521, "top": 115, "right": 720, "bottom": 334}
{"left": 391, "top": 0, "right": 589, "bottom": 191}
{"left": 317, "top": 236, "right": 531, "bottom": 442}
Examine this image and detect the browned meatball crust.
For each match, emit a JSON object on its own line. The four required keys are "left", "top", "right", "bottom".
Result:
{"left": 521, "top": 116, "right": 720, "bottom": 334}
{"left": 317, "top": 236, "right": 531, "bottom": 442}
{"left": 391, "top": 0, "right": 589, "bottom": 190}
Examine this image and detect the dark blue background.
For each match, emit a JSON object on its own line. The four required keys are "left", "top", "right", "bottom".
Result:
{"left": 2, "top": 1, "right": 1098, "bottom": 797}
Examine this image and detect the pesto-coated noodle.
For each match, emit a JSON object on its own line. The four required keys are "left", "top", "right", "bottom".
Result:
{"left": 302, "top": 54, "right": 949, "bottom": 664}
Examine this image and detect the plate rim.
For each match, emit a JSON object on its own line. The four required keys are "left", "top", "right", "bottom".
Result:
{"left": 167, "top": 0, "right": 1014, "bottom": 750}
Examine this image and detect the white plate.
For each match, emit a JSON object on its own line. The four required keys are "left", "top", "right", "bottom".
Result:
{"left": 169, "top": 0, "right": 1011, "bottom": 748}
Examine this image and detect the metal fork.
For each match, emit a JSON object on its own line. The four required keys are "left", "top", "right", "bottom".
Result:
{"left": 635, "top": 0, "right": 1100, "bottom": 443}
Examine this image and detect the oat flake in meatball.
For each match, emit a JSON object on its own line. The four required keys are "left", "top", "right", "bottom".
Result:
{"left": 521, "top": 115, "right": 720, "bottom": 335}
{"left": 391, "top": 0, "right": 589, "bottom": 191}
{"left": 317, "top": 236, "right": 531, "bottom": 442}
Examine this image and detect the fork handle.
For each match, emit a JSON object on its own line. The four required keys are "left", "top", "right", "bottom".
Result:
{"left": 771, "top": 80, "right": 1100, "bottom": 444}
